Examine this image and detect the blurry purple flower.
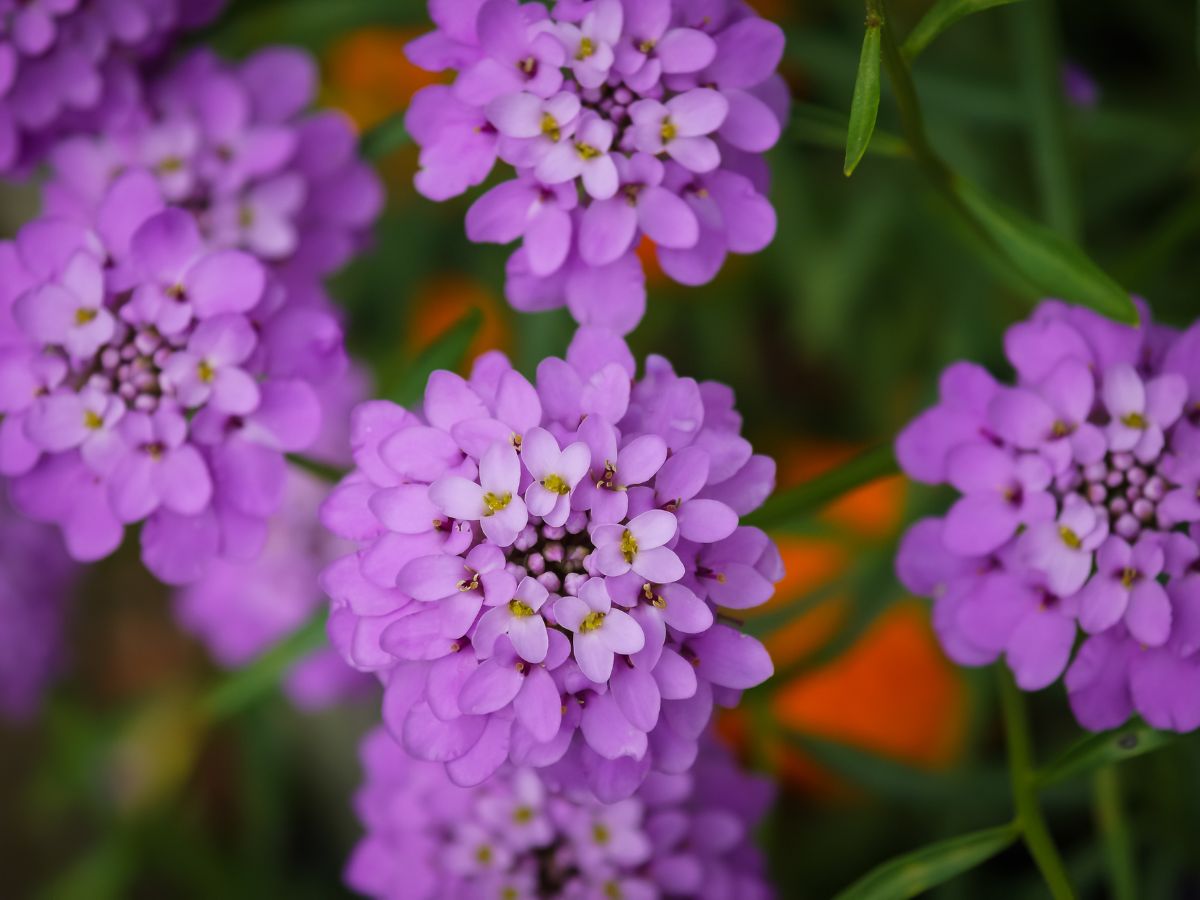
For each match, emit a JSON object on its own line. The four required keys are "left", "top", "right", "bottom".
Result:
{"left": 1061, "top": 62, "right": 1099, "bottom": 109}
{"left": 345, "top": 725, "right": 774, "bottom": 900}
{"left": 405, "top": 0, "right": 787, "bottom": 333}
{"left": 896, "top": 299, "right": 1200, "bottom": 733}
{"left": 321, "top": 328, "right": 778, "bottom": 799}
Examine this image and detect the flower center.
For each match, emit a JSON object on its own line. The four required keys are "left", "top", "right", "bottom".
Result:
{"left": 1051, "top": 420, "right": 1072, "bottom": 438}
{"left": 1120, "top": 412, "right": 1148, "bottom": 430}
{"left": 580, "top": 611, "right": 606, "bottom": 632}
{"left": 75, "top": 307, "right": 98, "bottom": 326}
{"left": 84, "top": 410, "right": 103, "bottom": 430}
{"left": 144, "top": 441, "right": 165, "bottom": 461}
{"left": 543, "top": 473, "right": 572, "bottom": 495}
{"left": 592, "top": 823, "right": 611, "bottom": 844}
{"left": 509, "top": 599, "right": 536, "bottom": 618}
{"left": 457, "top": 570, "right": 481, "bottom": 592}
{"left": 596, "top": 461, "right": 618, "bottom": 489}
{"left": 518, "top": 56, "right": 537, "bottom": 75}
{"left": 1058, "top": 525, "right": 1082, "bottom": 550}
{"left": 577, "top": 37, "right": 596, "bottom": 60}
{"left": 619, "top": 529, "right": 638, "bottom": 562}
{"left": 513, "top": 805, "right": 534, "bottom": 823}
{"left": 484, "top": 491, "right": 512, "bottom": 514}
{"left": 197, "top": 359, "right": 215, "bottom": 383}
{"left": 475, "top": 844, "right": 493, "bottom": 864}
{"left": 576, "top": 141, "right": 601, "bottom": 160}
{"left": 638, "top": 38, "right": 656, "bottom": 53}
{"left": 541, "top": 113, "right": 562, "bottom": 142}
{"left": 660, "top": 119, "right": 677, "bottom": 142}
{"left": 1120, "top": 567, "right": 1138, "bottom": 589}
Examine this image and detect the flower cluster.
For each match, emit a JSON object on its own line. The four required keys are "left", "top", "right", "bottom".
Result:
{"left": 405, "top": 0, "right": 785, "bottom": 334}
{"left": 0, "top": 47, "right": 381, "bottom": 584}
{"left": 175, "top": 372, "right": 374, "bottom": 711}
{"left": 896, "top": 300, "right": 1200, "bottom": 732}
{"left": 0, "top": 0, "right": 223, "bottom": 173}
{"left": 322, "top": 327, "right": 778, "bottom": 799}
{"left": 347, "top": 725, "right": 774, "bottom": 900}
{"left": 0, "top": 495, "right": 78, "bottom": 719}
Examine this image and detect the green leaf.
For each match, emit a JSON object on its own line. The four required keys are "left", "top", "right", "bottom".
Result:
{"left": 793, "top": 103, "right": 909, "bottom": 160}
{"left": 833, "top": 823, "right": 1019, "bottom": 900}
{"left": 201, "top": 610, "right": 329, "bottom": 721}
{"left": 845, "top": 18, "right": 883, "bottom": 176}
{"left": 1035, "top": 720, "right": 1182, "bottom": 787}
{"left": 360, "top": 110, "right": 410, "bottom": 162}
{"left": 285, "top": 453, "right": 348, "bottom": 484}
{"left": 902, "top": 0, "right": 1029, "bottom": 61}
{"left": 383, "top": 308, "right": 484, "bottom": 408}
{"left": 743, "top": 444, "right": 899, "bottom": 532}
{"left": 952, "top": 177, "right": 1138, "bottom": 324}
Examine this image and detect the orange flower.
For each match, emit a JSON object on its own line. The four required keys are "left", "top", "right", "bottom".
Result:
{"left": 324, "top": 28, "right": 441, "bottom": 130}
{"left": 728, "top": 440, "right": 967, "bottom": 794}
{"left": 407, "top": 274, "right": 512, "bottom": 365}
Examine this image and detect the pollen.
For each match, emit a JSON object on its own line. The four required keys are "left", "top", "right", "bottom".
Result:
{"left": 577, "top": 36, "right": 596, "bottom": 60}
{"left": 542, "top": 473, "right": 571, "bottom": 495}
{"left": 1120, "top": 567, "right": 1138, "bottom": 589}
{"left": 509, "top": 599, "right": 536, "bottom": 618}
{"left": 580, "top": 611, "right": 606, "bottom": 632}
{"left": 157, "top": 156, "right": 184, "bottom": 173}
{"left": 84, "top": 410, "right": 103, "bottom": 430}
{"left": 576, "top": 142, "right": 601, "bottom": 160}
{"left": 619, "top": 529, "right": 638, "bottom": 562}
{"left": 475, "top": 844, "right": 493, "bottom": 864}
{"left": 1051, "top": 420, "right": 1072, "bottom": 438}
{"left": 197, "top": 359, "right": 216, "bottom": 383}
{"left": 518, "top": 56, "right": 537, "bottom": 75}
{"left": 638, "top": 38, "right": 656, "bottom": 53}
{"left": 457, "top": 571, "right": 481, "bottom": 592}
{"left": 660, "top": 119, "right": 677, "bottom": 142}
{"left": 592, "top": 823, "right": 611, "bottom": 845}
{"left": 1058, "top": 525, "right": 1083, "bottom": 550}
{"left": 1120, "top": 411, "right": 1148, "bottom": 430}
{"left": 74, "top": 307, "right": 98, "bottom": 326}
{"left": 513, "top": 806, "right": 534, "bottom": 824}
{"left": 541, "top": 113, "right": 562, "bottom": 142}
{"left": 483, "top": 491, "right": 512, "bottom": 514}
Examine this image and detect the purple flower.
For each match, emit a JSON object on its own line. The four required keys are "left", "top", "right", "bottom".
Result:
{"left": 405, "top": 0, "right": 787, "bottom": 333}
{"left": 321, "top": 328, "right": 778, "bottom": 798}
{"left": 0, "top": 494, "right": 78, "bottom": 720}
{"left": 897, "top": 300, "right": 1200, "bottom": 733}
{"left": 0, "top": 0, "right": 224, "bottom": 174}
{"left": 0, "top": 46, "right": 380, "bottom": 585}
{"left": 345, "top": 725, "right": 775, "bottom": 900}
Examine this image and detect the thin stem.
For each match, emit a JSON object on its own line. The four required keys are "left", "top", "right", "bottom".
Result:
{"left": 1012, "top": 0, "right": 1078, "bottom": 240}
{"left": 998, "top": 669, "right": 1076, "bottom": 900}
{"left": 1093, "top": 766, "right": 1138, "bottom": 900}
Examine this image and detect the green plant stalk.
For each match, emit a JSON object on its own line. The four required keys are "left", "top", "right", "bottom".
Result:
{"left": 998, "top": 669, "right": 1076, "bottom": 900}
{"left": 1011, "top": 0, "right": 1078, "bottom": 240}
{"left": 1093, "top": 766, "right": 1137, "bottom": 900}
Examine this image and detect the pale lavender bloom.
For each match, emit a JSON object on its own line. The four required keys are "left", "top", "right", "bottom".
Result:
{"left": 405, "top": 0, "right": 786, "bottom": 333}
{"left": 321, "top": 329, "right": 777, "bottom": 799}
{"left": 897, "top": 300, "right": 1200, "bottom": 733}
{"left": 345, "top": 725, "right": 774, "bottom": 899}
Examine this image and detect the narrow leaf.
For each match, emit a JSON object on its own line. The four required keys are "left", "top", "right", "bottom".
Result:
{"left": 952, "top": 177, "right": 1138, "bottom": 324}
{"left": 833, "top": 824, "right": 1019, "bottom": 900}
{"left": 793, "top": 103, "right": 909, "bottom": 159}
{"left": 201, "top": 611, "right": 329, "bottom": 720}
{"left": 361, "top": 110, "right": 411, "bottom": 161}
{"left": 902, "top": 0, "right": 1029, "bottom": 61}
{"left": 385, "top": 308, "right": 484, "bottom": 408}
{"left": 744, "top": 444, "right": 899, "bottom": 532}
{"left": 845, "top": 18, "right": 883, "bottom": 176}
{"left": 1036, "top": 720, "right": 1181, "bottom": 787}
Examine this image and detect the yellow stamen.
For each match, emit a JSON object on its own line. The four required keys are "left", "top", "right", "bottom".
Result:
{"left": 1120, "top": 567, "right": 1138, "bottom": 589}
{"left": 238, "top": 205, "right": 254, "bottom": 228}
{"left": 660, "top": 119, "right": 677, "bottom": 142}
{"left": 1051, "top": 420, "right": 1072, "bottom": 438}
{"left": 518, "top": 56, "right": 536, "bottom": 75}
{"left": 83, "top": 410, "right": 103, "bottom": 430}
{"left": 197, "top": 359, "right": 215, "bottom": 383}
{"left": 580, "top": 611, "right": 606, "bottom": 633}
{"left": 74, "top": 308, "right": 98, "bottom": 326}
{"left": 483, "top": 491, "right": 512, "bottom": 514}
{"left": 619, "top": 529, "right": 638, "bottom": 563}
{"left": 157, "top": 156, "right": 184, "bottom": 173}
{"left": 509, "top": 599, "right": 536, "bottom": 618}
{"left": 1121, "top": 412, "right": 1148, "bottom": 430}
{"left": 513, "top": 806, "right": 533, "bottom": 824}
{"left": 576, "top": 142, "right": 601, "bottom": 160}
{"left": 457, "top": 572, "right": 481, "bottom": 592}
{"left": 541, "top": 113, "right": 562, "bottom": 142}
{"left": 638, "top": 39, "right": 656, "bottom": 52}
{"left": 475, "top": 844, "right": 493, "bottom": 864}
{"left": 604, "top": 883, "right": 623, "bottom": 900}
{"left": 1058, "top": 526, "right": 1082, "bottom": 550}
{"left": 543, "top": 473, "right": 571, "bottom": 495}
{"left": 592, "top": 823, "right": 611, "bottom": 845}
{"left": 577, "top": 37, "right": 596, "bottom": 60}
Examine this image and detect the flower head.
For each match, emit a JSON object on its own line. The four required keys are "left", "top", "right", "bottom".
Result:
{"left": 405, "top": 0, "right": 786, "bottom": 334}
{"left": 346, "top": 725, "right": 775, "bottom": 900}
{"left": 896, "top": 300, "right": 1200, "bottom": 732}
{"left": 321, "top": 328, "right": 778, "bottom": 799}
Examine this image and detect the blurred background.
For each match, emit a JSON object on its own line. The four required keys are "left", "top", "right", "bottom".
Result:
{"left": 3, "top": 0, "right": 1200, "bottom": 897}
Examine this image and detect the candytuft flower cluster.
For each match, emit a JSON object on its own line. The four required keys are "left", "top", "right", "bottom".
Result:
{"left": 322, "top": 327, "right": 778, "bottom": 799}
{"left": 405, "top": 0, "right": 786, "bottom": 334}
{"left": 896, "top": 300, "right": 1200, "bottom": 732}
{"left": 0, "top": 0, "right": 224, "bottom": 173}
{"left": 347, "top": 725, "right": 774, "bottom": 900}
{"left": 0, "top": 47, "right": 382, "bottom": 584}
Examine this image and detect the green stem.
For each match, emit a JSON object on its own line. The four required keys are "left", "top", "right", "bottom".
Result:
{"left": 1012, "top": 0, "right": 1078, "bottom": 239}
{"left": 998, "top": 670, "right": 1076, "bottom": 900}
{"left": 1094, "top": 765, "right": 1137, "bottom": 900}
{"left": 360, "top": 110, "right": 411, "bottom": 162}
{"left": 285, "top": 453, "right": 348, "bottom": 484}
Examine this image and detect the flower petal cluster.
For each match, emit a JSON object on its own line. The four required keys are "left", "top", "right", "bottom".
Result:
{"left": 895, "top": 300, "right": 1200, "bottom": 732}
{"left": 0, "top": 495, "right": 78, "bottom": 719}
{"left": 0, "top": 0, "right": 224, "bottom": 173}
{"left": 175, "top": 372, "right": 374, "bottom": 711}
{"left": 346, "top": 725, "right": 774, "bottom": 900}
{"left": 321, "top": 327, "right": 778, "bottom": 799}
{"left": 0, "top": 47, "right": 382, "bottom": 584}
{"left": 405, "top": 0, "right": 786, "bottom": 334}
